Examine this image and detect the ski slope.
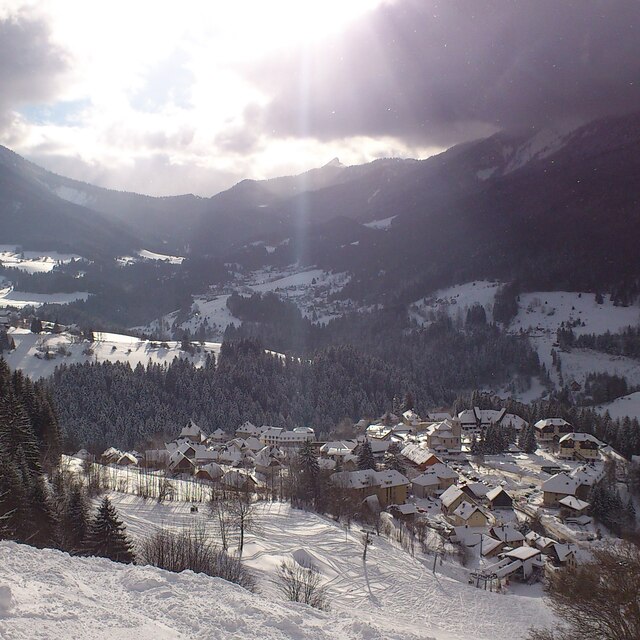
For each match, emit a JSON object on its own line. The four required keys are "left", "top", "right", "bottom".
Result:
{"left": 0, "top": 541, "right": 432, "bottom": 640}
{"left": 102, "top": 494, "right": 553, "bottom": 640}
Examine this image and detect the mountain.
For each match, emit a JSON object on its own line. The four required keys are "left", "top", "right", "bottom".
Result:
{"left": 0, "top": 146, "right": 139, "bottom": 258}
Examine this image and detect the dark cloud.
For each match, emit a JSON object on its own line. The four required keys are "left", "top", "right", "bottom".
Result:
{"left": 0, "top": 13, "right": 68, "bottom": 130}
{"left": 258, "top": 0, "right": 640, "bottom": 146}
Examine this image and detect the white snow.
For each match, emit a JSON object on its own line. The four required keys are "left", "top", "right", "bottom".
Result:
{"left": 78, "top": 493, "right": 553, "bottom": 640}
{"left": 363, "top": 215, "right": 397, "bottom": 230}
{"left": 410, "top": 280, "right": 502, "bottom": 326}
{"left": 52, "top": 185, "right": 95, "bottom": 207}
{"left": 0, "top": 541, "right": 433, "bottom": 640}
{"left": 0, "top": 290, "right": 89, "bottom": 309}
{"left": 596, "top": 391, "right": 640, "bottom": 420}
{"left": 0, "top": 248, "right": 84, "bottom": 274}
{"left": 138, "top": 250, "right": 185, "bottom": 265}
{"left": 4, "top": 329, "right": 221, "bottom": 380}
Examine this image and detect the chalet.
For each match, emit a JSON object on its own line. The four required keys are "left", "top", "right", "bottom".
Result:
{"left": 534, "top": 418, "right": 572, "bottom": 443}
{"left": 424, "top": 420, "right": 461, "bottom": 456}
{"left": 558, "top": 495, "right": 590, "bottom": 516}
{"left": 440, "top": 485, "right": 468, "bottom": 515}
{"left": 223, "top": 470, "right": 258, "bottom": 490}
{"left": 320, "top": 440, "right": 358, "bottom": 460}
{"left": 481, "top": 534, "right": 506, "bottom": 558}
{"left": 558, "top": 432, "right": 601, "bottom": 461}
{"left": 101, "top": 447, "right": 123, "bottom": 464}
{"left": 485, "top": 486, "right": 513, "bottom": 510}
{"left": 547, "top": 543, "right": 578, "bottom": 569}
{"left": 570, "top": 463, "right": 605, "bottom": 500}
{"left": 400, "top": 444, "right": 444, "bottom": 471}
{"left": 388, "top": 503, "right": 419, "bottom": 522}
{"left": 457, "top": 407, "right": 528, "bottom": 435}
{"left": 451, "top": 501, "right": 491, "bottom": 527}
{"left": 116, "top": 452, "right": 138, "bottom": 467}
{"left": 254, "top": 445, "right": 285, "bottom": 476}
{"left": 74, "top": 449, "right": 93, "bottom": 461}
{"left": 177, "top": 420, "right": 208, "bottom": 445}
{"left": 489, "top": 525, "right": 524, "bottom": 547}
{"left": 525, "top": 532, "right": 556, "bottom": 553}
{"left": 236, "top": 421, "right": 266, "bottom": 439}
{"left": 330, "top": 469, "right": 410, "bottom": 507}
{"left": 411, "top": 463, "right": 459, "bottom": 497}
{"left": 195, "top": 462, "right": 224, "bottom": 482}
{"left": 168, "top": 451, "right": 196, "bottom": 474}
{"left": 209, "top": 428, "right": 227, "bottom": 444}
{"left": 460, "top": 482, "right": 489, "bottom": 503}
{"left": 541, "top": 473, "right": 579, "bottom": 507}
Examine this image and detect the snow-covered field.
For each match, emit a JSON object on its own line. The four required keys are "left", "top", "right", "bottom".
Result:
{"left": 410, "top": 281, "right": 502, "bottom": 326}
{"left": 118, "top": 250, "right": 185, "bottom": 266}
{"left": 0, "top": 246, "right": 84, "bottom": 274}
{"left": 0, "top": 541, "right": 432, "bottom": 640}
{"left": 144, "top": 267, "right": 353, "bottom": 338}
{"left": 85, "top": 492, "right": 552, "bottom": 640}
{"left": 363, "top": 215, "right": 397, "bottom": 230}
{"left": 0, "top": 290, "right": 89, "bottom": 309}
{"left": 596, "top": 391, "right": 640, "bottom": 420}
{"left": 4, "top": 329, "right": 221, "bottom": 380}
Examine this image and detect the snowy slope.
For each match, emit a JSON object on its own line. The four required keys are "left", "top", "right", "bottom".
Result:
{"left": 4, "top": 329, "right": 221, "bottom": 380}
{"left": 0, "top": 247, "right": 84, "bottom": 274}
{"left": 410, "top": 281, "right": 502, "bottom": 326}
{"left": 596, "top": 391, "right": 640, "bottom": 420}
{"left": 0, "top": 541, "right": 433, "bottom": 640}
{"left": 0, "top": 290, "right": 89, "bottom": 309}
{"left": 101, "top": 494, "right": 553, "bottom": 640}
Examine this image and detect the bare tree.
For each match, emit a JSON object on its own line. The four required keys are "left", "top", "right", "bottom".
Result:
{"left": 276, "top": 559, "right": 330, "bottom": 611}
{"left": 209, "top": 490, "right": 231, "bottom": 551}
{"left": 228, "top": 488, "right": 258, "bottom": 557}
{"left": 529, "top": 542, "right": 640, "bottom": 640}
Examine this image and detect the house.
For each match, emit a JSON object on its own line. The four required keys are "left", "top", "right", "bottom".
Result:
{"left": 101, "top": 447, "right": 123, "bottom": 464}
{"left": 541, "top": 472, "right": 579, "bottom": 507}
{"left": 236, "top": 421, "right": 266, "bottom": 439}
{"left": 485, "top": 486, "right": 513, "bottom": 510}
{"left": 168, "top": 451, "right": 196, "bottom": 474}
{"left": 330, "top": 469, "right": 410, "bottom": 507}
{"left": 440, "top": 485, "right": 468, "bottom": 515}
{"left": 548, "top": 543, "right": 578, "bottom": 569}
{"left": 558, "top": 495, "right": 590, "bottom": 515}
{"left": 558, "top": 433, "right": 601, "bottom": 461}
{"left": 451, "top": 501, "right": 491, "bottom": 527}
{"left": 400, "top": 444, "right": 444, "bottom": 471}
{"left": 570, "top": 463, "right": 606, "bottom": 500}
{"left": 499, "top": 546, "right": 543, "bottom": 580}
{"left": 481, "top": 534, "right": 506, "bottom": 558}
{"left": 425, "top": 420, "right": 461, "bottom": 456}
{"left": 74, "top": 449, "right": 93, "bottom": 461}
{"left": 177, "top": 419, "right": 208, "bottom": 445}
{"left": 195, "top": 462, "right": 224, "bottom": 482}
{"left": 534, "top": 418, "right": 572, "bottom": 443}
{"left": 388, "top": 503, "right": 418, "bottom": 522}
{"left": 209, "top": 428, "right": 228, "bottom": 444}
{"left": 460, "top": 482, "right": 490, "bottom": 503}
{"left": 223, "top": 470, "right": 257, "bottom": 491}
{"left": 320, "top": 440, "right": 358, "bottom": 460}
{"left": 411, "top": 472, "right": 441, "bottom": 498}
{"left": 116, "top": 452, "right": 138, "bottom": 467}
{"left": 489, "top": 525, "right": 524, "bottom": 547}
{"left": 525, "top": 532, "right": 556, "bottom": 553}
{"left": 457, "top": 407, "right": 528, "bottom": 435}
{"left": 254, "top": 446, "right": 285, "bottom": 476}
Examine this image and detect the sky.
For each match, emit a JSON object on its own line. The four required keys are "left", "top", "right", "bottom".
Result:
{"left": 0, "top": 0, "right": 639, "bottom": 197}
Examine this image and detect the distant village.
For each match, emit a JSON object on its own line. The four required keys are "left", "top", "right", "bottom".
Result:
{"left": 73, "top": 404, "right": 636, "bottom": 590}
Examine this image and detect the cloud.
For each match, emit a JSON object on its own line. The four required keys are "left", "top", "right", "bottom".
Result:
{"left": 0, "top": 11, "right": 68, "bottom": 130}
{"left": 258, "top": 0, "right": 640, "bottom": 147}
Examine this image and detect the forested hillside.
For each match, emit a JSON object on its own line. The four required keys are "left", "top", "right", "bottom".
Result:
{"left": 49, "top": 324, "right": 539, "bottom": 451}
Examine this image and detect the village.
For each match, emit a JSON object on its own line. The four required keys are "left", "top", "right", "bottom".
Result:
{"left": 73, "top": 404, "right": 636, "bottom": 593}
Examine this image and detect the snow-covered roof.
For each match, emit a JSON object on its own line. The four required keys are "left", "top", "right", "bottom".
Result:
{"left": 485, "top": 486, "right": 512, "bottom": 503}
{"left": 461, "top": 482, "right": 490, "bottom": 498}
{"left": 558, "top": 496, "right": 590, "bottom": 511}
{"left": 481, "top": 535, "right": 504, "bottom": 556}
{"left": 179, "top": 419, "right": 207, "bottom": 441}
{"left": 489, "top": 525, "right": 524, "bottom": 544}
{"left": 569, "top": 463, "right": 605, "bottom": 486}
{"left": 440, "top": 485, "right": 465, "bottom": 508}
{"left": 541, "top": 472, "right": 579, "bottom": 495}
{"left": 453, "top": 501, "right": 488, "bottom": 523}
{"left": 552, "top": 543, "right": 576, "bottom": 563}
{"left": 558, "top": 432, "right": 602, "bottom": 446}
{"left": 503, "top": 546, "right": 541, "bottom": 561}
{"left": 401, "top": 443, "right": 438, "bottom": 466}
{"left": 525, "top": 532, "right": 555, "bottom": 550}
{"left": 457, "top": 407, "right": 528, "bottom": 430}
{"left": 389, "top": 503, "right": 418, "bottom": 515}
{"left": 320, "top": 440, "right": 358, "bottom": 456}
{"left": 534, "top": 418, "right": 570, "bottom": 430}
{"left": 331, "top": 469, "right": 409, "bottom": 490}
{"left": 412, "top": 473, "right": 440, "bottom": 487}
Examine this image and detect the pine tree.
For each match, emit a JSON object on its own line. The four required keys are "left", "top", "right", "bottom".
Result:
{"left": 298, "top": 440, "right": 320, "bottom": 507}
{"left": 62, "top": 485, "right": 90, "bottom": 553}
{"left": 357, "top": 441, "right": 376, "bottom": 470}
{"left": 518, "top": 424, "right": 537, "bottom": 454}
{"left": 84, "top": 497, "right": 135, "bottom": 563}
